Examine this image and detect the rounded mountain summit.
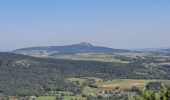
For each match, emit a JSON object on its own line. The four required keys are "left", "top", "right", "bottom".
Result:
{"left": 13, "top": 42, "right": 130, "bottom": 55}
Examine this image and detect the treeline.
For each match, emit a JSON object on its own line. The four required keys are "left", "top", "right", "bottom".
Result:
{"left": 0, "top": 52, "right": 170, "bottom": 96}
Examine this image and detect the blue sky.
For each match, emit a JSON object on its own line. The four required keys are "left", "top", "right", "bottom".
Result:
{"left": 0, "top": 0, "right": 170, "bottom": 51}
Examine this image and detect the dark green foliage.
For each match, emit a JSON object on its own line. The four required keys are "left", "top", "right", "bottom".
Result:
{"left": 0, "top": 52, "right": 170, "bottom": 96}
{"left": 146, "top": 82, "right": 163, "bottom": 90}
{"left": 87, "top": 94, "right": 128, "bottom": 100}
{"left": 82, "top": 79, "right": 96, "bottom": 87}
{"left": 132, "top": 80, "right": 170, "bottom": 100}
{"left": 134, "top": 87, "right": 170, "bottom": 100}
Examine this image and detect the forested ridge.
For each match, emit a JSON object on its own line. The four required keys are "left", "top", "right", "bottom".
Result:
{"left": 13, "top": 42, "right": 129, "bottom": 56}
{"left": 0, "top": 52, "right": 170, "bottom": 96}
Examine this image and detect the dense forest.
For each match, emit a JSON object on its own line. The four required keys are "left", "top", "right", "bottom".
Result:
{"left": 0, "top": 52, "right": 170, "bottom": 96}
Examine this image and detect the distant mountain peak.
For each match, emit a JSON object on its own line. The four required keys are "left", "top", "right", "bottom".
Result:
{"left": 77, "top": 42, "right": 93, "bottom": 46}
{"left": 13, "top": 42, "right": 130, "bottom": 55}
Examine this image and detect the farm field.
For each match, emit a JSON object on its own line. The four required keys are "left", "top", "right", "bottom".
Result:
{"left": 35, "top": 96, "right": 55, "bottom": 100}
{"left": 36, "top": 96, "right": 86, "bottom": 100}
{"left": 53, "top": 53, "right": 130, "bottom": 63}
{"left": 99, "top": 79, "right": 170, "bottom": 89}
{"left": 67, "top": 78, "right": 170, "bottom": 95}
{"left": 34, "top": 78, "right": 170, "bottom": 100}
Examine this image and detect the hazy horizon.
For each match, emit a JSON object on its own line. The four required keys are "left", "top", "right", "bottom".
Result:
{"left": 1, "top": 0, "right": 170, "bottom": 51}
{"left": 2, "top": 42, "right": 170, "bottom": 52}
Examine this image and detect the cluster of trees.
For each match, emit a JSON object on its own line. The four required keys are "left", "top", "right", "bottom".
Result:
{"left": 87, "top": 94, "right": 129, "bottom": 100}
{"left": 131, "top": 82, "right": 170, "bottom": 100}
{"left": 0, "top": 52, "right": 170, "bottom": 96}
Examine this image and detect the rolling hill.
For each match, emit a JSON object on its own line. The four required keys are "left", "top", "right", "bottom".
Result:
{"left": 13, "top": 42, "right": 130, "bottom": 57}
{"left": 0, "top": 52, "right": 170, "bottom": 95}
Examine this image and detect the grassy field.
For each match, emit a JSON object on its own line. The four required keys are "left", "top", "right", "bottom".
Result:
{"left": 67, "top": 78, "right": 87, "bottom": 85}
{"left": 35, "top": 96, "right": 86, "bottom": 100}
{"left": 36, "top": 96, "right": 56, "bottom": 100}
{"left": 35, "top": 78, "right": 170, "bottom": 100}
{"left": 100, "top": 79, "right": 150, "bottom": 89}
{"left": 83, "top": 86, "right": 106, "bottom": 95}
{"left": 63, "top": 96, "right": 86, "bottom": 100}
{"left": 67, "top": 77, "right": 103, "bottom": 85}
{"left": 55, "top": 53, "right": 130, "bottom": 63}
{"left": 35, "top": 94, "right": 86, "bottom": 100}
{"left": 84, "top": 77, "right": 103, "bottom": 83}
{"left": 118, "top": 52, "right": 153, "bottom": 58}
{"left": 98, "top": 79, "right": 170, "bottom": 89}
{"left": 68, "top": 78, "right": 170, "bottom": 90}
{"left": 82, "top": 79, "right": 170, "bottom": 95}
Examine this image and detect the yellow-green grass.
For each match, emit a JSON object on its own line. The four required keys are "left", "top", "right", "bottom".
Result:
{"left": 67, "top": 78, "right": 87, "bottom": 85}
{"left": 67, "top": 77, "right": 103, "bottom": 85}
{"left": 83, "top": 86, "right": 106, "bottom": 95}
{"left": 63, "top": 96, "right": 86, "bottom": 100}
{"left": 118, "top": 53, "right": 152, "bottom": 58}
{"left": 35, "top": 95, "right": 86, "bottom": 100}
{"left": 83, "top": 79, "right": 170, "bottom": 95}
{"left": 70, "top": 54, "right": 129, "bottom": 63}
{"left": 84, "top": 77, "right": 103, "bottom": 83}
{"left": 99, "top": 79, "right": 170, "bottom": 89}
{"left": 36, "top": 96, "right": 55, "bottom": 100}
